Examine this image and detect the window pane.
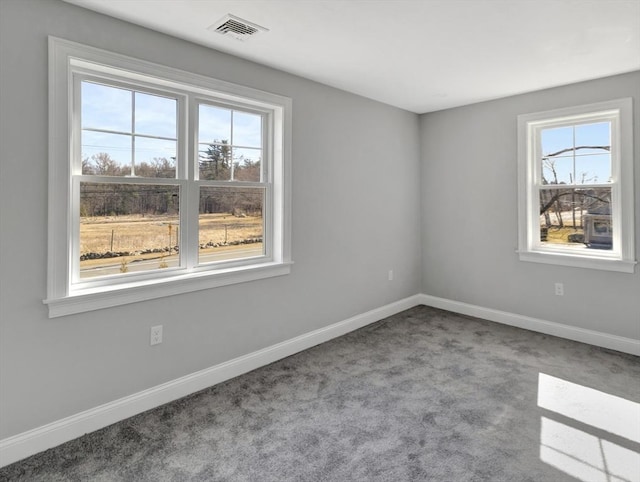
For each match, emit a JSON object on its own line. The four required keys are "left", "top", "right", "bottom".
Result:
{"left": 575, "top": 154, "right": 611, "bottom": 184}
{"left": 198, "top": 186, "right": 264, "bottom": 264}
{"left": 575, "top": 122, "right": 610, "bottom": 155}
{"left": 542, "top": 157, "right": 573, "bottom": 185}
{"left": 82, "top": 81, "right": 131, "bottom": 132}
{"left": 233, "top": 111, "right": 262, "bottom": 147}
{"left": 198, "top": 142, "right": 231, "bottom": 180}
{"left": 199, "top": 105, "right": 231, "bottom": 144}
{"left": 233, "top": 148, "right": 261, "bottom": 182}
{"left": 134, "top": 137, "right": 176, "bottom": 178}
{"left": 541, "top": 126, "right": 573, "bottom": 157}
{"left": 134, "top": 92, "right": 177, "bottom": 138}
{"left": 539, "top": 187, "right": 612, "bottom": 250}
{"left": 79, "top": 183, "right": 180, "bottom": 279}
{"left": 82, "top": 131, "right": 132, "bottom": 175}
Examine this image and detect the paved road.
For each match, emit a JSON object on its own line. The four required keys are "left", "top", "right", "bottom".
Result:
{"left": 80, "top": 246, "right": 263, "bottom": 278}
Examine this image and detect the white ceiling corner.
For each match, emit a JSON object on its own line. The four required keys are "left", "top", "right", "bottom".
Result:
{"left": 63, "top": 0, "right": 640, "bottom": 114}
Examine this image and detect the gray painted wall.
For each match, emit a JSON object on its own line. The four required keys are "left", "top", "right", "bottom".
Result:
{"left": 0, "top": 0, "right": 421, "bottom": 438}
{"left": 1, "top": 0, "right": 637, "bottom": 443}
{"left": 420, "top": 72, "right": 640, "bottom": 340}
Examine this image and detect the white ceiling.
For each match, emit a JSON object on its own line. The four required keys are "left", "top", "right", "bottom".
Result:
{"left": 64, "top": 0, "right": 640, "bottom": 114}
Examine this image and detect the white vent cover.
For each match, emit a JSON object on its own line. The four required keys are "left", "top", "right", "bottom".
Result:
{"left": 207, "top": 14, "right": 269, "bottom": 41}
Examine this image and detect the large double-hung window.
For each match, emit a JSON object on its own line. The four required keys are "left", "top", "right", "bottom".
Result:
{"left": 46, "top": 38, "right": 292, "bottom": 317}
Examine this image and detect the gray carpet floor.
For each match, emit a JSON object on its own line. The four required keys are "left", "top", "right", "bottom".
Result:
{"left": 1, "top": 306, "right": 639, "bottom": 481}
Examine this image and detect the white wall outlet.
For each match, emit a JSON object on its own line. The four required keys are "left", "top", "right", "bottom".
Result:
{"left": 150, "top": 325, "right": 163, "bottom": 346}
{"left": 554, "top": 283, "right": 564, "bottom": 296}
{"left": 388, "top": 269, "right": 394, "bottom": 281}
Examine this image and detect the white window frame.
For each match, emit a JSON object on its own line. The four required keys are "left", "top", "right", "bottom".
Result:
{"left": 517, "top": 99, "right": 635, "bottom": 273}
{"left": 45, "top": 37, "right": 292, "bottom": 317}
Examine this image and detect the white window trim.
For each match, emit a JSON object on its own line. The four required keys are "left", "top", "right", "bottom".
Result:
{"left": 45, "top": 37, "right": 292, "bottom": 317}
{"left": 517, "top": 98, "right": 635, "bottom": 273}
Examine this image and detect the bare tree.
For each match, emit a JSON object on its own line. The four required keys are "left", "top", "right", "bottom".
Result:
{"left": 91, "top": 152, "right": 121, "bottom": 176}
{"left": 539, "top": 144, "right": 610, "bottom": 232}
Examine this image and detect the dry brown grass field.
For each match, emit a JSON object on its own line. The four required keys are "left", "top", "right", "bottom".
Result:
{"left": 80, "top": 213, "right": 262, "bottom": 254}
{"left": 79, "top": 213, "right": 263, "bottom": 277}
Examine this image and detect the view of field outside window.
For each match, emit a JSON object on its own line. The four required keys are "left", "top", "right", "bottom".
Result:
{"left": 538, "top": 121, "right": 612, "bottom": 250}
{"left": 79, "top": 81, "right": 264, "bottom": 279}
{"left": 198, "top": 187, "right": 264, "bottom": 265}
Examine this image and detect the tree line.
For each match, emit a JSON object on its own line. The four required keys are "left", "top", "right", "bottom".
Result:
{"left": 80, "top": 145, "right": 262, "bottom": 218}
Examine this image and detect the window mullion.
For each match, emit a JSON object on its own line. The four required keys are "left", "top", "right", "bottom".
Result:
{"left": 571, "top": 126, "right": 576, "bottom": 185}
{"left": 262, "top": 113, "right": 269, "bottom": 184}
{"left": 76, "top": 175, "right": 181, "bottom": 185}
{"left": 185, "top": 96, "right": 199, "bottom": 270}
{"left": 72, "top": 75, "right": 83, "bottom": 176}
{"left": 197, "top": 181, "right": 266, "bottom": 188}
{"left": 230, "top": 110, "right": 235, "bottom": 181}
{"left": 131, "top": 91, "right": 136, "bottom": 177}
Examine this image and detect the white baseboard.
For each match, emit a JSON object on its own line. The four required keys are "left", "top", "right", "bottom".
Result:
{"left": 0, "top": 295, "right": 422, "bottom": 468}
{"left": 418, "top": 294, "right": 640, "bottom": 356}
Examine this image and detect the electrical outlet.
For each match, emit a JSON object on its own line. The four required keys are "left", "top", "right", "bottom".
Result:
{"left": 554, "top": 283, "right": 564, "bottom": 296}
{"left": 150, "top": 325, "right": 163, "bottom": 346}
{"left": 388, "top": 269, "right": 394, "bottom": 281}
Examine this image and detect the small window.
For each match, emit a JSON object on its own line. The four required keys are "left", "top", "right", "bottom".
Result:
{"left": 46, "top": 38, "right": 292, "bottom": 317}
{"left": 517, "top": 99, "right": 635, "bottom": 273}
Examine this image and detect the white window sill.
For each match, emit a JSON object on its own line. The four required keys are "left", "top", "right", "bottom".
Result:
{"left": 517, "top": 250, "right": 636, "bottom": 273}
{"left": 44, "top": 261, "right": 293, "bottom": 318}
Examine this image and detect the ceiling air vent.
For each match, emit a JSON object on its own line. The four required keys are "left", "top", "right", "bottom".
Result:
{"left": 208, "top": 14, "right": 269, "bottom": 41}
